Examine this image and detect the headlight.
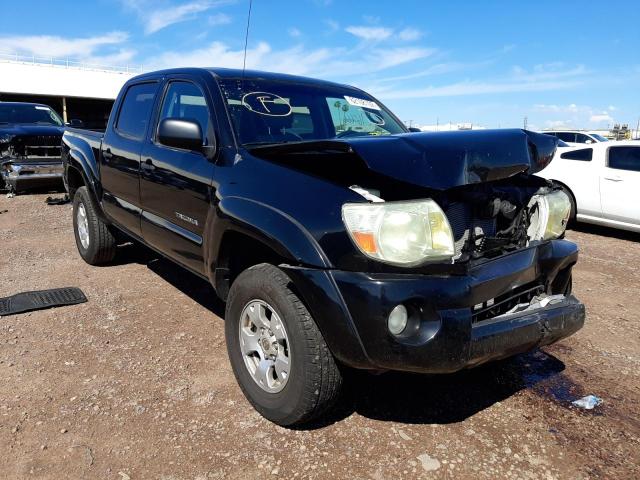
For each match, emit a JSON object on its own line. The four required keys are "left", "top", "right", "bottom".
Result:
{"left": 527, "top": 190, "right": 571, "bottom": 241}
{"left": 342, "top": 199, "right": 455, "bottom": 266}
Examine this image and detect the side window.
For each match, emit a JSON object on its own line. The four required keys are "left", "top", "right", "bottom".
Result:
{"left": 556, "top": 132, "right": 576, "bottom": 143}
{"left": 560, "top": 148, "right": 593, "bottom": 161}
{"left": 608, "top": 147, "right": 640, "bottom": 172}
{"left": 158, "top": 81, "right": 211, "bottom": 145}
{"left": 575, "top": 133, "right": 592, "bottom": 144}
{"left": 116, "top": 83, "right": 157, "bottom": 139}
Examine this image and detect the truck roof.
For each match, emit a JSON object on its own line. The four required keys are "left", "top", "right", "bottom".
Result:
{"left": 128, "top": 67, "right": 361, "bottom": 92}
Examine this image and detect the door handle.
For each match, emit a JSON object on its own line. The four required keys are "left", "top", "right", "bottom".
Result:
{"left": 102, "top": 148, "right": 113, "bottom": 160}
{"left": 141, "top": 159, "right": 156, "bottom": 171}
{"left": 603, "top": 176, "right": 623, "bottom": 182}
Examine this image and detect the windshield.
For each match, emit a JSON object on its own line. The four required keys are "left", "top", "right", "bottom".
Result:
{"left": 217, "top": 78, "right": 406, "bottom": 146}
{"left": 590, "top": 133, "right": 608, "bottom": 142}
{"left": 0, "top": 104, "right": 64, "bottom": 126}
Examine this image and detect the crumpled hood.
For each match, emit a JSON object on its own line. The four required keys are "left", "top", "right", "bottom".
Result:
{"left": 248, "top": 128, "right": 557, "bottom": 191}
{"left": 343, "top": 129, "right": 556, "bottom": 189}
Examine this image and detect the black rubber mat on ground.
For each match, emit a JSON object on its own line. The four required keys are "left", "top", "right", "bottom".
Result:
{"left": 0, "top": 288, "right": 87, "bottom": 316}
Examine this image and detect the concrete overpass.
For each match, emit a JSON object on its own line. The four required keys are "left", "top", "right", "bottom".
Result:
{"left": 0, "top": 54, "right": 140, "bottom": 129}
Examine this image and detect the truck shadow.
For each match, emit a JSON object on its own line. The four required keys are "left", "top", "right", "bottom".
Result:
{"left": 123, "top": 244, "right": 569, "bottom": 429}
{"left": 315, "top": 350, "right": 567, "bottom": 428}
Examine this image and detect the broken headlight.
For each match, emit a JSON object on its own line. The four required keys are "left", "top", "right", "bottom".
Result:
{"left": 342, "top": 199, "right": 455, "bottom": 266}
{"left": 527, "top": 190, "right": 571, "bottom": 241}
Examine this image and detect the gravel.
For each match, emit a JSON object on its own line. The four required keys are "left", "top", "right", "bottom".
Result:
{"left": 1, "top": 193, "right": 639, "bottom": 479}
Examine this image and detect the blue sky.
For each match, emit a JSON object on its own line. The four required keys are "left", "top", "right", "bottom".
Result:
{"left": 2, "top": 0, "right": 639, "bottom": 130}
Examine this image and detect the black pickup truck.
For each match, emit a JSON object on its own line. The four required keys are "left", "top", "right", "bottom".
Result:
{"left": 62, "top": 67, "right": 585, "bottom": 426}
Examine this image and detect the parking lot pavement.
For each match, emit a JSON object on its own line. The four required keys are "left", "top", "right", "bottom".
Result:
{"left": 1, "top": 193, "right": 639, "bottom": 479}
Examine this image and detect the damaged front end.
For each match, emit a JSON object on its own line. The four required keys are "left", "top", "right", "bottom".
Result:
{"left": 1, "top": 133, "right": 64, "bottom": 193}
{"left": 248, "top": 128, "right": 570, "bottom": 267}
{"left": 246, "top": 128, "right": 584, "bottom": 372}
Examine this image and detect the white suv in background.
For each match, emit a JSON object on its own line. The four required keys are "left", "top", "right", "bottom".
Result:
{"left": 539, "top": 141, "right": 640, "bottom": 233}
{"left": 543, "top": 130, "right": 609, "bottom": 146}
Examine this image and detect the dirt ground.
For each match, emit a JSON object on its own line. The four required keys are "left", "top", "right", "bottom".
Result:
{"left": 1, "top": 192, "right": 639, "bottom": 480}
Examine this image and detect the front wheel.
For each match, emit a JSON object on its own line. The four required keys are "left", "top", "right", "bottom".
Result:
{"left": 225, "top": 264, "right": 343, "bottom": 426}
{"left": 72, "top": 186, "right": 116, "bottom": 265}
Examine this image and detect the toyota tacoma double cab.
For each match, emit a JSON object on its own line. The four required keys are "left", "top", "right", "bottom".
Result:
{"left": 62, "top": 67, "right": 585, "bottom": 426}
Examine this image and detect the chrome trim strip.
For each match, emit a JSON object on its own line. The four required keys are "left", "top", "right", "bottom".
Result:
{"left": 142, "top": 210, "right": 203, "bottom": 245}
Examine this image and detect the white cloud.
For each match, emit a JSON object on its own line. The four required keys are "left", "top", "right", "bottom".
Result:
{"left": 590, "top": 113, "right": 614, "bottom": 124}
{"left": 146, "top": 41, "right": 435, "bottom": 78}
{"left": 288, "top": 27, "right": 302, "bottom": 38}
{"left": 373, "top": 63, "right": 588, "bottom": 100}
{"left": 324, "top": 19, "right": 340, "bottom": 32}
{"left": 345, "top": 25, "right": 394, "bottom": 41}
{"left": 0, "top": 32, "right": 129, "bottom": 59}
{"left": 122, "top": 0, "right": 234, "bottom": 35}
{"left": 533, "top": 104, "right": 616, "bottom": 129}
{"left": 533, "top": 103, "right": 582, "bottom": 113}
{"left": 208, "top": 12, "right": 231, "bottom": 26}
{"left": 398, "top": 27, "right": 422, "bottom": 41}
{"left": 376, "top": 78, "right": 582, "bottom": 100}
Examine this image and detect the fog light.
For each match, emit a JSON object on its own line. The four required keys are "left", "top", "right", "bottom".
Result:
{"left": 388, "top": 304, "right": 408, "bottom": 335}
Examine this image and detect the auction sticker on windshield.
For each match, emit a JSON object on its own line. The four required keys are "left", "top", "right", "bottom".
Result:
{"left": 344, "top": 95, "right": 380, "bottom": 110}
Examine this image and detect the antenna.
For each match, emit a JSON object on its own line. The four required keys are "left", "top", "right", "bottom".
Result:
{"left": 241, "top": 0, "right": 253, "bottom": 78}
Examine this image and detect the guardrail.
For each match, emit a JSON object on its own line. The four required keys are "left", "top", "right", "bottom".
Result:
{"left": 0, "top": 52, "right": 143, "bottom": 74}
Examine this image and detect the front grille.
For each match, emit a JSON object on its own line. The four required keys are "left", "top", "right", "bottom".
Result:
{"left": 21, "top": 135, "right": 61, "bottom": 147}
{"left": 445, "top": 202, "right": 497, "bottom": 257}
{"left": 471, "top": 281, "right": 545, "bottom": 323}
{"left": 13, "top": 135, "right": 62, "bottom": 158}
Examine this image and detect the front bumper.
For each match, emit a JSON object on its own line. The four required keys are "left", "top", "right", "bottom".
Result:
{"left": 2, "top": 160, "right": 64, "bottom": 192}
{"left": 283, "top": 239, "right": 585, "bottom": 373}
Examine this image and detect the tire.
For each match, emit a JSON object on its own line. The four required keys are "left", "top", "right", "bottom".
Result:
{"left": 72, "top": 186, "right": 116, "bottom": 265}
{"left": 225, "top": 263, "right": 343, "bottom": 426}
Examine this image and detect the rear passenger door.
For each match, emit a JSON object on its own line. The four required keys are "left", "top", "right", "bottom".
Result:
{"left": 600, "top": 146, "right": 640, "bottom": 226}
{"left": 101, "top": 81, "right": 159, "bottom": 236}
{"left": 139, "top": 77, "right": 216, "bottom": 274}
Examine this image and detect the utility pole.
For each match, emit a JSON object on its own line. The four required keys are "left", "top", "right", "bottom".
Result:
{"left": 523, "top": 116, "right": 528, "bottom": 130}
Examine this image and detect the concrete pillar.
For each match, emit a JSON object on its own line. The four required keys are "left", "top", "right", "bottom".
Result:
{"left": 62, "top": 96, "right": 68, "bottom": 123}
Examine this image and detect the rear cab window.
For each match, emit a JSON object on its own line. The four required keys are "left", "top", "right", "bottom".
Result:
{"left": 115, "top": 82, "right": 158, "bottom": 139}
{"left": 608, "top": 147, "right": 640, "bottom": 172}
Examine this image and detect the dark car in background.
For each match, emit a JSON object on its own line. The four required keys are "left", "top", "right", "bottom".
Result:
{"left": 1, "top": 102, "right": 65, "bottom": 193}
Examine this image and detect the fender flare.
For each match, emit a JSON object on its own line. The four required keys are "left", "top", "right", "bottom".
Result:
{"left": 204, "top": 196, "right": 332, "bottom": 286}
{"left": 63, "top": 135, "right": 101, "bottom": 200}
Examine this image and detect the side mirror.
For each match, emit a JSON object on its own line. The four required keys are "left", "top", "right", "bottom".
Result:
{"left": 585, "top": 139, "right": 593, "bottom": 144}
{"left": 65, "top": 119, "right": 84, "bottom": 127}
{"left": 158, "top": 118, "right": 203, "bottom": 151}
{"left": 408, "top": 127, "right": 422, "bottom": 133}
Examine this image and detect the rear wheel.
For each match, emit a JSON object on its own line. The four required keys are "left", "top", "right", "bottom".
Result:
{"left": 225, "top": 263, "right": 343, "bottom": 426}
{"left": 72, "top": 186, "right": 116, "bottom": 265}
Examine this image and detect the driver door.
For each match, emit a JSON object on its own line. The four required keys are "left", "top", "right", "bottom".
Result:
{"left": 140, "top": 78, "right": 216, "bottom": 274}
